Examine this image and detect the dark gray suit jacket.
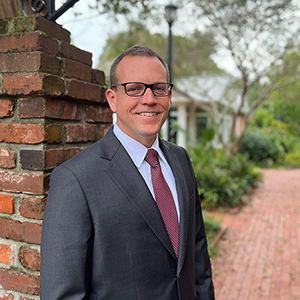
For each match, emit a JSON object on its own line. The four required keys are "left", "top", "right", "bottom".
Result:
{"left": 40, "top": 128, "right": 214, "bottom": 300}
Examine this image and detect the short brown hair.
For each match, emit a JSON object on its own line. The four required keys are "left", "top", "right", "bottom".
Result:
{"left": 109, "top": 45, "right": 169, "bottom": 87}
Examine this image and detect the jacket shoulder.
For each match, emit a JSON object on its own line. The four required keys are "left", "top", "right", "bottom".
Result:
{"left": 54, "top": 128, "right": 119, "bottom": 174}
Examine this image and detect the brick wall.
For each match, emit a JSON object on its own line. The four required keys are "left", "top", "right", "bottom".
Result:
{"left": 0, "top": 16, "right": 112, "bottom": 299}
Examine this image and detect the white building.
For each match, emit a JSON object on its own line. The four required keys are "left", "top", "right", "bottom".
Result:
{"left": 161, "top": 75, "right": 246, "bottom": 148}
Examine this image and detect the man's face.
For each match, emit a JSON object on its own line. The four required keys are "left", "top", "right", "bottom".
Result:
{"left": 106, "top": 55, "right": 171, "bottom": 148}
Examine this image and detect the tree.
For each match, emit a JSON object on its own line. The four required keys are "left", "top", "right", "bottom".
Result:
{"left": 176, "top": 0, "right": 300, "bottom": 155}
{"left": 97, "top": 20, "right": 222, "bottom": 82}
{"left": 87, "top": 0, "right": 153, "bottom": 16}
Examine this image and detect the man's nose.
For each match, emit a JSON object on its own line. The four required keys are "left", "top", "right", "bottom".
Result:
{"left": 140, "top": 86, "right": 156, "bottom": 104}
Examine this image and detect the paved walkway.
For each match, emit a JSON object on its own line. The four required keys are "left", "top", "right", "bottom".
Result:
{"left": 209, "top": 169, "right": 300, "bottom": 300}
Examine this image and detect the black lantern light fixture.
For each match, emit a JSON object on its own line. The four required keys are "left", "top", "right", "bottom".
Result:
{"left": 164, "top": 2, "right": 177, "bottom": 141}
{"left": 21, "top": 0, "right": 80, "bottom": 22}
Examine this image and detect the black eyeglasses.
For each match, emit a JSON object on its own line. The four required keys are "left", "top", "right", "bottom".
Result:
{"left": 112, "top": 82, "right": 173, "bottom": 97}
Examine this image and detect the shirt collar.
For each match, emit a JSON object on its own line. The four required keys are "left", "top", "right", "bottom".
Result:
{"left": 113, "top": 124, "right": 168, "bottom": 168}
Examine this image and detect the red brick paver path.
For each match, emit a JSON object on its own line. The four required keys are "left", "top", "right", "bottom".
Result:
{"left": 210, "top": 169, "right": 300, "bottom": 300}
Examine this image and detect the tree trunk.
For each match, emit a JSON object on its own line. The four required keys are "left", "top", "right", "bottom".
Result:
{"left": 229, "top": 121, "right": 248, "bottom": 156}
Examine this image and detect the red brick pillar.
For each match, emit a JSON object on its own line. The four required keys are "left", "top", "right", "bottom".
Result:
{"left": 0, "top": 16, "right": 112, "bottom": 299}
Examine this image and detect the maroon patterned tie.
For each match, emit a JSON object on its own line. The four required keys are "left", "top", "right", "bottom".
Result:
{"left": 145, "top": 149, "right": 179, "bottom": 258}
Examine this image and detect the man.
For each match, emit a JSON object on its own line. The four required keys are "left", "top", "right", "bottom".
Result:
{"left": 40, "top": 45, "right": 215, "bottom": 299}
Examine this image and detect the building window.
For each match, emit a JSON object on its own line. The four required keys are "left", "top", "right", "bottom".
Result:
{"left": 196, "top": 108, "right": 208, "bottom": 142}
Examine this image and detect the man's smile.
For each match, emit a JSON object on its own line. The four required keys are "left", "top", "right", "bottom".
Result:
{"left": 137, "top": 112, "right": 159, "bottom": 117}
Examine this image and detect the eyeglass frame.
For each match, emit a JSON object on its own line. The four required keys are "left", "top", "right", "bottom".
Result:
{"left": 111, "top": 82, "right": 174, "bottom": 97}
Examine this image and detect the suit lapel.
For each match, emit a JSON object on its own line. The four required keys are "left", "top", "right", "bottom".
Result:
{"left": 101, "top": 129, "right": 176, "bottom": 258}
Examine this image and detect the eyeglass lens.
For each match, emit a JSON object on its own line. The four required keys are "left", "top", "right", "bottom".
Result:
{"left": 125, "top": 83, "right": 171, "bottom": 97}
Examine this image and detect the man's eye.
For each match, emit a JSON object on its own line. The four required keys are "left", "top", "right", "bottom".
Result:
{"left": 154, "top": 85, "right": 167, "bottom": 93}
{"left": 128, "top": 87, "right": 137, "bottom": 92}
{"left": 127, "top": 85, "right": 143, "bottom": 93}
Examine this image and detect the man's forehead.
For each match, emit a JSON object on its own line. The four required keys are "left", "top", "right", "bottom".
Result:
{"left": 119, "top": 55, "right": 161, "bottom": 66}
{"left": 117, "top": 56, "right": 167, "bottom": 80}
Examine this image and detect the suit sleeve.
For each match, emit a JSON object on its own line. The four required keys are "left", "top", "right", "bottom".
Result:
{"left": 40, "top": 165, "right": 93, "bottom": 300}
{"left": 183, "top": 148, "right": 215, "bottom": 300}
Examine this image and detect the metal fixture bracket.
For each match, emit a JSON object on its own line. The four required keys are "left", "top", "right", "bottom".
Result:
{"left": 21, "top": 0, "right": 80, "bottom": 22}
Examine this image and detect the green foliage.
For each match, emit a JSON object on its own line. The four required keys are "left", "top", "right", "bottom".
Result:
{"left": 172, "top": 30, "right": 223, "bottom": 78}
{"left": 203, "top": 214, "right": 221, "bottom": 242}
{"left": 240, "top": 104, "right": 300, "bottom": 167}
{"left": 250, "top": 108, "right": 275, "bottom": 128}
{"left": 89, "top": 0, "right": 153, "bottom": 16}
{"left": 284, "top": 152, "right": 300, "bottom": 168}
{"left": 203, "top": 214, "right": 221, "bottom": 257}
{"left": 97, "top": 21, "right": 223, "bottom": 81}
{"left": 239, "top": 129, "right": 286, "bottom": 165}
{"left": 188, "top": 143, "right": 262, "bottom": 209}
{"left": 266, "top": 78, "right": 300, "bottom": 135}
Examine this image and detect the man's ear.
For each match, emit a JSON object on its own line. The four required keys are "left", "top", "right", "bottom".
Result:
{"left": 106, "top": 88, "right": 117, "bottom": 113}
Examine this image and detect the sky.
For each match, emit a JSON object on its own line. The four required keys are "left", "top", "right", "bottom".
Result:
{"left": 56, "top": 0, "right": 110, "bottom": 67}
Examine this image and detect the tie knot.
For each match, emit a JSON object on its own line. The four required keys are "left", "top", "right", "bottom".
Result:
{"left": 145, "top": 149, "right": 160, "bottom": 167}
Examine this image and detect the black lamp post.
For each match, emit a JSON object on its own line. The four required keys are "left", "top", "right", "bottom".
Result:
{"left": 165, "top": 2, "right": 177, "bottom": 141}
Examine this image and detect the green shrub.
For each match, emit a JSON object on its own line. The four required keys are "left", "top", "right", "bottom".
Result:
{"left": 243, "top": 110, "right": 300, "bottom": 167}
{"left": 188, "top": 144, "right": 262, "bottom": 209}
{"left": 239, "top": 129, "right": 285, "bottom": 164}
{"left": 290, "top": 140, "right": 300, "bottom": 153}
{"left": 203, "top": 214, "right": 221, "bottom": 257}
{"left": 284, "top": 152, "right": 300, "bottom": 167}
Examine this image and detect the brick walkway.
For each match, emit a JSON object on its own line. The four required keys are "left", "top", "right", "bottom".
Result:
{"left": 210, "top": 168, "right": 300, "bottom": 300}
